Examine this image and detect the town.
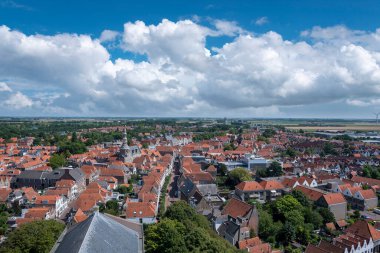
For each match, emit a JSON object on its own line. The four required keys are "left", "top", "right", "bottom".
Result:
{"left": 0, "top": 118, "right": 379, "bottom": 253}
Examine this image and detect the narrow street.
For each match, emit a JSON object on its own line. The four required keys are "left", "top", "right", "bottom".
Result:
{"left": 168, "top": 157, "right": 180, "bottom": 200}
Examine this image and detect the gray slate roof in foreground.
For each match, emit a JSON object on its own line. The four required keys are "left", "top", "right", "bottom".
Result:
{"left": 52, "top": 212, "right": 142, "bottom": 253}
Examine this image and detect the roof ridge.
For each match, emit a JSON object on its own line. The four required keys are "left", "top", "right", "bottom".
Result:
{"left": 77, "top": 212, "right": 97, "bottom": 253}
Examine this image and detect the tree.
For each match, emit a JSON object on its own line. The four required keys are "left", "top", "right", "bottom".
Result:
{"left": 304, "top": 208, "right": 323, "bottom": 229}
{"left": 226, "top": 167, "right": 251, "bottom": 187}
{"left": 218, "top": 164, "right": 228, "bottom": 176}
{"left": 284, "top": 210, "right": 304, "bottom": 228}
{"left": 145, "top": 218, "right": 187, "bottom": 253}
{"left": 318, "top": 207, "right": 335, "bottom": 223}
{"left": 296, "top": 225, "right": 312, "bottom": 245}
{"left": 59, "top": 141, "right": 87, "bottom": 154}
{"left": 49, "top": 153, "right": 67, "bottom": 169}
{"left": 323, "top": 143, "right": 338, "bottom": 156}
{"left": 277, "top": 222, "right": 296, "bottom": 245}
{"left": 285, "top": 147, "right": 297, "bottom": 158}
{"left": 274, "top": 195, "right": 303, "bottom": 221}
{"left": 262, "top": 129, "right": 276, "bottom": 138}
{"left": 259, "top": 209, "right": 282, "bottom": 242}
{"left": 0, "top": 220, "right": 65, "bottom": 253}
{"left": 0, "top": 212, "right": 8, "bottom": 235}
{"left": 291, "top": 190, "right": 311, "bottom": 208}
{"left": 145, "top": 202, "right": 239, "bottom": 253}
{"left": 100, "top": 200, "right": 120, "bottom": 216}
{"left": 352, "top": 210, "right": 361, "bottom": 219}
{"left": 71, "top": 131, "right": 78, "bottom": 142}
{"left": 267, "top": 161, "right": 283, "bottom": 177}
{"left": 116, "top": 185, "right": 132, "bottom": 195}
{"left": 164, "top": 201, "right": 209, "bottom": 229}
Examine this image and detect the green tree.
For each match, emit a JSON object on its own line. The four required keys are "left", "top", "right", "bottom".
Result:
{"left": 304, "top": 208, "right": 323, "bottom": 229}
{"left": 262, "top": 129, "right": 276, "bottom": 138}
{"left": 116, "top": 185, "right": 132, "bottom": 195}
{"left": 100, "top": 200, "right": 120, "bottom": 216}
{"left": 318, "top": 207, "right": 335, "bottom": 223}
{"left": 277, "top": 222, "right": 296, "bottom": 245}
{"left": 71, "top": 131, "right": 78, "bottom": 142}
{"left": 0, "top": 212, "right": 8, "bottom": 235}
{"left": 145, "top": 218, "right": 187, "bottom": 253}
{"left": 164, "top": 201, "right": 209, "bottom": 229}
{"left": 267, "top": 161, "right": 283, "bottom": 177}
{"left": 145, "top": 202, "right": 239, "bottom": 253}
{"left": 259, "top": 209, "right": 282, "bottom": 242}
{"left": 274, "top": 195, "right": 302, "bottom": 221}
{"left": 285, "top": 147, "right": 297, "bottom": 158}
{"left": 296, "top": 225, "right": 312, "bottom": 245}
{"left": 323, "top": 142, "right": 338, "bottom": 156}
{"left": 0, "top": 220, "right": 65, "bottom": 253}
{"left": 49, "top": 153, "right": 67, "bottom": 169}
{"left": 291, "top": 190, "right": 311, "bottom": 208}
{"left": 218, "top": 164, "right": 228, "bottom": 176}
{"left": 352, "top": 210, "right": 361, "bottom": 220}
{"left": 284, "top": 210, "right": 304, "bottom": 228}
{"left": 226, "top": 167, "right": 251, "bottom": 187}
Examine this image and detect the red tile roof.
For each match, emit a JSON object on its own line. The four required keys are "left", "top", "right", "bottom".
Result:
{"left": 295, "top": 185, "right": 324, "bottom": 202}
{"left": 73, "top": 208, "right": 88, "bottom": 223}
{"left": 236, "top": 181, "right": 263, "bottom": 191}
{"left": 221, "top": 197, "right": 253, "bottom": 219}
{"left": 358, "top": 189, "right": 377, "bottom": 199}
{"left": 322, "top": 193, "right": 346, "bottom": 205}
{"left": 238, "top": 237, "right": 262, "bottom": 249}
{"left": 125, "top": 202, "right": 156, "bottom": 218}
{"left": 259, "top": 180, "right": 284, "bottom": 190}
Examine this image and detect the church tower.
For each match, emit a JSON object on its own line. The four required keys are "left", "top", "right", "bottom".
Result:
{"left": 120, "top": 127, "right": 130, "bottom": 162}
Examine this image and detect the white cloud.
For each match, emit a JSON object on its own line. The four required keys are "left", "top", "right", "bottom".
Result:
{"left": 212, "top": 20, "right": 244, "bottom": 36}
{"left": 4, "top": 92, "right": 33, "bottom": 109}
{"left": 255, "top": 16, "right": 269, "bottom": 26}
{"left": 1, "top": 20, "right": 380, "bottom": 117}
{"left": 99, "top": 30, "right": 119, "bottom": 43}
{"left": 0, "top": 82, "right": 11, "bottom": 92}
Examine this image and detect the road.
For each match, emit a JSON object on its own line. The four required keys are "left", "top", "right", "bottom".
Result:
{"left": 168, "top": 157, "right": 180, "bottom": 199}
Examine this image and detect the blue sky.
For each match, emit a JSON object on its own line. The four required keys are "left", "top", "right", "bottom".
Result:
{"left": 0, "top": 0, "right": 380, "bottom": 118}
{"left": 2, "top": 1, "right": 379, "bottom": 38}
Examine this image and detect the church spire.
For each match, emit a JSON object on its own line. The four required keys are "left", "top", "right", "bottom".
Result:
{"left": 123, "top": 126, "right": 128, "bottom": 144}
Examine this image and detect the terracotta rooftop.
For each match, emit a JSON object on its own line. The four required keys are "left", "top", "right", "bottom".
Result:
{"left": 221, "top": 197, "right": 253, "bottom": 219}
{"left": 295, "top": 185, "right": 324, "bottom": 202}
{"left": 125, "top": 202, "right": 156, "bottom": 218}
{"left": 73, "top": 208, "right": 88, "bottom": 223}
{"left": 322, "top": 193, "right": 346, "bottom": 205}
{"left": 236, "top": 181, "right": 263, "bottom": 191}
{"left": 259, "top": 180, "right": 284, "bottom": 190}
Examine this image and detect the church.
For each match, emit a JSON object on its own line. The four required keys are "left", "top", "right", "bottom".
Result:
{"left": 118, "top": 128, "right": 141, "bottom": 163}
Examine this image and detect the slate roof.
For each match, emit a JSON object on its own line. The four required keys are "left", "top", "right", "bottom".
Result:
{"left": 53, "top": 212, "right": 142, "bottom": 253}
{"left": 196, "top": 184, "right": 218, "bottom": 196}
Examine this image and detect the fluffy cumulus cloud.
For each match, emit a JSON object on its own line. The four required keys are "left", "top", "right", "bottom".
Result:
{"left": 1, "top": 21, "right": 380, "bottom": 117}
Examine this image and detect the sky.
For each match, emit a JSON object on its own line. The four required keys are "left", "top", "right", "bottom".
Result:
{"left": 0, "top": 0, "right": 380, "bottom": 119}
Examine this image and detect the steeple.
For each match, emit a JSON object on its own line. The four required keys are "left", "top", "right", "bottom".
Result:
{"left": 121, "top": 126, "right": 129, "bottom": 150}
{"left": 123, "top": 126, "right": 128, "bottom": 144}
